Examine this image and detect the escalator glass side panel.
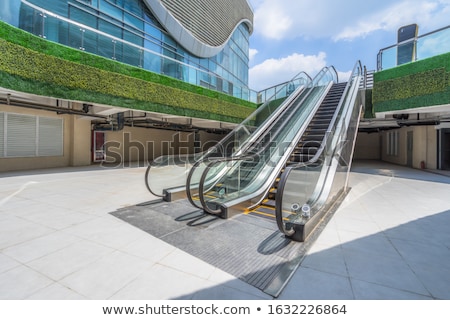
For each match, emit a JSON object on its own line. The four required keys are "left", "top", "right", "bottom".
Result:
{"left": 148, "top": 72, "right": 311, "bottom": 201}
{"left": 199, "top": 67, "right": 338, "bottom": 214}
{"left": 200, "top": 85, "right": 329, "bottom": 214}
{"left": 145, "top": 153, "right": 203, "bottom": 197}
{"left": 185, "top": 74, "right": 311, "bottom": 209}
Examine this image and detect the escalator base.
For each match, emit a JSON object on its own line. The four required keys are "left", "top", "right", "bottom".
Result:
{"left": 109, "top": 198, "right": 340, "bottom": 297}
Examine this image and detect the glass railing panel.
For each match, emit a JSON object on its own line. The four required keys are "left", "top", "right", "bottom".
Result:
{"left": 186, "top": 158, "right": 213, "bottom": 207}
{"left": 416, "top": 26, "right": 450, "bottom": 60}
{"left": 186, "top": 73, "right": 312, "bottom": 208}
{"left": 257, "top": 76, "right": 312, "bottom": 104}
{"left": 278, "top": 160, "right": 323, "bottom": 234}
{"left": 145, "top": 153, "right": 203, "bottom": 197}
{"left": 378, "top": 25, "right": 450, "bottom": 71}
{"left": 200, "top": 85, "right": 327, "bottom": 213}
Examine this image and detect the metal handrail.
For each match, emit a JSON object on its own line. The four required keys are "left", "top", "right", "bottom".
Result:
{"left": 195, "top": 66, "right": 338, "bottom": 215}
{"left": 185, "top": 71, "right": 312, "bottom": 208}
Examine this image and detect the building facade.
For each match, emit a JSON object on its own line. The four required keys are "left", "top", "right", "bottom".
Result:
{"left": 1, "top": 0, "right": 254, "bottom": 100}
{"left": 0, "top": 0, "right": 255, "bottom": 172}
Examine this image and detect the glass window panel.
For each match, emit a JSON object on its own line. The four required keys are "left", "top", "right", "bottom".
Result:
{"left": 99, "top": 0, "right": 122, "bottom": 21}
{"left": 144, "top": 39, "right": 161, "bottom": 54}
{"left": 124, "top": 12, "right": 142, "bottom": 30}
{"left": 98, "top": 18, "right": 121, "bottom": 38}
{"left": 144, "top": 23, "right": 162, "bottom": 42}
{"left": 123, "top": 29, "right": 142, "bottom": 46}
{"left": 124, "top": 0, "right": 142, "bottom": 16}
{"left": 69, "top": 6, "right": 93, "bottom": 27}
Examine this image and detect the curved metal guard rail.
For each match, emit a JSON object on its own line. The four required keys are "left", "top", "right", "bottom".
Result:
{"left": 195, "top": 66, "right": 338, "bottom": 216}
{"left": 185, "top": 71, "right": 312, "bottom": 208}
{"left": 145, "top": 153, "right": 203, "bottom": 198}
{"left": 275, "top": 61, "right": 364, "bottom": 240}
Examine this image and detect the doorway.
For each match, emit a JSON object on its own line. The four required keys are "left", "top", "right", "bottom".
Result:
{"left": 440, "top": 129, "right": 450, "bottom": 170}
{"left": 92, "top": 131, "right": 106, "bottom": 162}
{"left": 406, "top": 131, "right": 413, "bottom": 167}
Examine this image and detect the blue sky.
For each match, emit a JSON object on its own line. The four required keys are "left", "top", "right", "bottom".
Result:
{"left": 247, "top": 0, "right": 450, "bottom": 91}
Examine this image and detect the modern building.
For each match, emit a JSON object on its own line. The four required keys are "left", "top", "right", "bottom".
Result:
{"left": 2, "top": 0, "right": 254, "bottom": 100}
{"left": 0, "top": 0, "right": 449, "bottom": 174}
{"left": 0, "top": 0, "right": 257, "bottom": 172}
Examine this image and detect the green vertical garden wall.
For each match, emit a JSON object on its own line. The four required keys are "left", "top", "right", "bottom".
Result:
{"left": 0, "top": 22, "right": 256, "bottom": 124}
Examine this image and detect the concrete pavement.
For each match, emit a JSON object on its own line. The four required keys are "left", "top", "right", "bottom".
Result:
{"left": 0, "top": 161, "right": 449, "bottom": 299}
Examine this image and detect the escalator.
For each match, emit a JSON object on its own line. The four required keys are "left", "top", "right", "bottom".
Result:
{"left": 247, "top": 82, "right": 347, "bottom": 219}
{"left": 197, "top": 82, "right": 322, "bottom": 201}
{"left": 144, "top": 72, "right": 311, "bottom": 202}
{"left": 191, "top": 66, "right": 338, "bottom": 217}
{"left": 192, "top": 61, "right": 364, "bottom": 242}
{"left": 275, "top": 61, "right": 364, "bottom": 241}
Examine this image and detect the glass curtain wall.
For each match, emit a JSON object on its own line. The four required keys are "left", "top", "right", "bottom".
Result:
{"left": 2, "top": 0, "right": 252, "bottom": 100}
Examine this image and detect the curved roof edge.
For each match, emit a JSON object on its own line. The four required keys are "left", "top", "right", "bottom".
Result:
{"left": 143, "top": 0, "right": 253, "bottom": 58}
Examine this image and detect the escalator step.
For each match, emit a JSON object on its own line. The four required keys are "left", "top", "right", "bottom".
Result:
{"left": 253, "top": 205, "right": 275, "bottom": 216}
{"left": 263, "top": 199, "right": 276, "bottom": 207}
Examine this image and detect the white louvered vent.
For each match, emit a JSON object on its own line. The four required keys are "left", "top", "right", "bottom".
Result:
{"left": 0, "top": 112, "right": 63, "bottom": 158}
{"left": 7, "top": 113, "right": 37, "bottom": 157}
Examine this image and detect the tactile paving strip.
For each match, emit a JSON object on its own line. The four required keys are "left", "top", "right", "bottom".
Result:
{"left": 110, "top": 199, "right": 331, "bottom": 297}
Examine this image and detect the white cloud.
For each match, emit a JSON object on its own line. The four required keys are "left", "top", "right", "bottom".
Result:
{"left": 249, "top": 48, "right": 259, "bottom": 62}
{"left": 251, "top": 0, "right": 450, "bottom": 42}
{"left": 337, "top": 70, "right": 352, "bottom": 83}
{"left": 253, "top": 2, "right": 293, "bottom": 40}
{"left": 249, "top": 52, "right": 327, "bottom": 91}
{"left": 333, "top": 1, "right": 447, "bottom": 41}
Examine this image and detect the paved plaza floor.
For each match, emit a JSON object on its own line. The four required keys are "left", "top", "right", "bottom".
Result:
{"left": 0, "top": 160, "right": 449, "bottom": 300}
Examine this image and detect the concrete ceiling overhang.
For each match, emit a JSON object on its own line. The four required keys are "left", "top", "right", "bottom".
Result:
{"left": 0, "top": 87, "right": 237, "bottom": 132}
{"left": 375, "top": 104, "right": 450, "bottom": 119}
{"left": 360, "top": 104, "right": 450, "bottom": 132}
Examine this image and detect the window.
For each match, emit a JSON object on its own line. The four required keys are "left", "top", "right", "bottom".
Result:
{"left": 0, "top": 112, "right": 63, "bottom": 158}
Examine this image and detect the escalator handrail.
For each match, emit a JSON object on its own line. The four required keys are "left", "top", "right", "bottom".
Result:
{"left": 200, "top": 71, "right": 312, "bottom": 160}
{"left": 185, "top": 78, "right": 309, "bottom": 209}
{"left": 275, "top": 60, "right": 363, "bottom": 235}
{"left": 197, "top": 67, "right": 338, "bottom": 214}
{"left": 229, "top": 71, "right": 313, "bottom": 156}
{"left": 145, "top": 152, "right": 204, "bottom": 197}
{"left": 147, "top": 71, "right": 311, "bottom": 199}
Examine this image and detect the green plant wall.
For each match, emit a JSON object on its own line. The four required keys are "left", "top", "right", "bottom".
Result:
{"left": 372, "top": 52, "right": 450, "bottom": 114}
{"left": 0, "top": 22, "right": 256, "bottom": 123}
